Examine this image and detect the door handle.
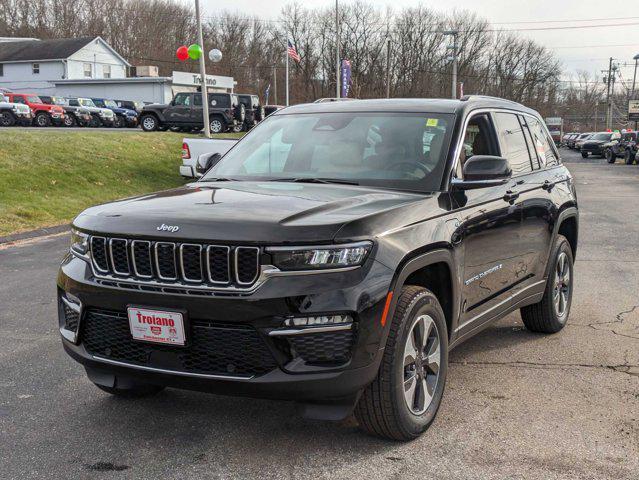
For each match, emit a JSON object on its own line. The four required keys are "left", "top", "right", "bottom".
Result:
{"left": 503, "top": 190, "right": 520, "bottom": 203}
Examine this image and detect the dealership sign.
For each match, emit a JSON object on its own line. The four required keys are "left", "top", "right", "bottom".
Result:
{"left": 545, "top": 117, "right": 562, "bottom": 126}
{"left": 628, "top": 100, "right": 639, "bottom": 121}
{"left": 171, "top": 71, "right": 235, "bottom": 90}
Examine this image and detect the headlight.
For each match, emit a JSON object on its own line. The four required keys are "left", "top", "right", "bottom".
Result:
{"left": 267, "top": 241, "right": 372, "bottom": 271}
{"left": 70, "top": 229, "right": 89, "bottom": 256}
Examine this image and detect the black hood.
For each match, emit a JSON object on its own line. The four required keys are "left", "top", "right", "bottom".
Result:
{"left": 73, "top": 182, "right": 433, "bottom": 244}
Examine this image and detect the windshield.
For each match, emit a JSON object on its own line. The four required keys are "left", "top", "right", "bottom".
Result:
{"left": 79, "top": 98, "right": 96, "bottom": 108}
{"left": 92, "top": 99, "right": 105, "bottom": 108}
{"left": 53, "top": 97, "right": 67, "bottom": 106}
{"left": 104, "top": 99, "right": 117, "bottom": 108}
{"left": 202, "top": 112, "right": 454, "bottom": 192}
{"left": 579, "top": 133, "right": 592, "bottom": 139}
{"left": 27, "top": 95, "right": 42, "bottom": 104}
{"left": 591, "top": 133, "right": 612, "bottom": 141}
{"left": 1, "top": 95, "right": 7, "bottom": 102}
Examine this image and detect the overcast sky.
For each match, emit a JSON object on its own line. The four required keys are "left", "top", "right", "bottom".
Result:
{"left": 195, "top": 0, "right": 639, "bottom": 83}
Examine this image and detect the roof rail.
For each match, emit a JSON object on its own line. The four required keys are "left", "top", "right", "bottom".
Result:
{"left": 460, "top": 95, "right": 523, "bottom": 106}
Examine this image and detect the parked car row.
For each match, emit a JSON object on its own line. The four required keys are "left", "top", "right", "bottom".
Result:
{"left": 0, "top": 92, "right": 141, "bottom": 128}
{"left": 139, "top": 92, "right": 277, "bottom": 134}
{"left": 561, "top": 130, "right": 638, "bottom": 164}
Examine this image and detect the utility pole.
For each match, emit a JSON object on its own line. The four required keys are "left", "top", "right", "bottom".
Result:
{"left": 385, "top": 36, "right": 391, "bottom": 98}
{"left": 335, "top": 0, "right": 340, "bottom": 98}
{"left": 273, "top": 65, "right": 278, "bottom": 105}
{"left": 194, "top": 0, "right": 210, "bottom": 138}
{"left": 606, "top": 57, "right": 613, "bottom": 130}
{"left": 444, "top": 31, "right": 459, "bottom": 99}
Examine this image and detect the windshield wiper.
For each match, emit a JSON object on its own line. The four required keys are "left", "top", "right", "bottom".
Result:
{"left": 269, "top": 177, "right": 359, "bottom": 186}
{"left": 198, "top": 177, "right": 237, "bottom": 183}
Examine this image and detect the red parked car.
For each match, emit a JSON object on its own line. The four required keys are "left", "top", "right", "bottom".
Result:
{"left": 4, "top": 92, "right": 65, "bottom": 127}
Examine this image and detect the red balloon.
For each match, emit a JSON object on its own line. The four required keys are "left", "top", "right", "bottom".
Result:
{"left": 176, "top": 46, "right": 189, "bottom": 61}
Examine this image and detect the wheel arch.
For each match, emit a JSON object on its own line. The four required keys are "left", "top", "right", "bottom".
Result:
{"left": 385, "top": 248, "right": 461, "bottom": 342}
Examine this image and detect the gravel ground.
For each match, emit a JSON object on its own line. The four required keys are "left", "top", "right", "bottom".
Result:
{"left": 0, "top": 148, "right": 637, "bottom": 479}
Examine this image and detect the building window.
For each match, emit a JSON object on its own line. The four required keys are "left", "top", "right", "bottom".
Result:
{"left": 102, "top": 64, "right": 111, "bottom": 79}
{"left": 32, "top": 63, "right": 40, "bottom": 74}
{"left": 0, "top": 64, "right": 3, "bottom": 77}
{"left": 83, "top": 63, "right": 92, "bottom": 78}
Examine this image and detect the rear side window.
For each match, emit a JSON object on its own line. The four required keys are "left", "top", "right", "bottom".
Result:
{"left": 209, "top": 94, "right": 230, "bottom": 108}
{"left": 493, "top": 112, "right": 534, "bottom": 175}
{"left": 527, "top": 117, "right": 559, "bottom": 167}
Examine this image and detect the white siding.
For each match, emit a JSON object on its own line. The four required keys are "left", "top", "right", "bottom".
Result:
{"left": 53, "top": 81, "right": 173, "bottom": 104}
{"left": 0, "top": 61, "right": 65, "bottom": 92}
{"left": 67, "top": 38, "right": 127, "bottom": 79}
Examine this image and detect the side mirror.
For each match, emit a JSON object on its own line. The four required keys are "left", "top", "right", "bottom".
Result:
{"left": 451, "top": 155, "right": 511, "bottom": 190}
{"left": 196, "top": 152, "right": 222, "bottom": 175}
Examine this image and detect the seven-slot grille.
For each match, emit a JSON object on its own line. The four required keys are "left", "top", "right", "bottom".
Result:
{"left": 89, "top": 236, "right": 260, "bottom": 288}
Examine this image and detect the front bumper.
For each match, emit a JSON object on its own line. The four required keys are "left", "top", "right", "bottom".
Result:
{"left": 57, "top": 252, "right": 393, "bottom": 401}
{"left": 582, "top": 144, "right": 604, "bottom": 155}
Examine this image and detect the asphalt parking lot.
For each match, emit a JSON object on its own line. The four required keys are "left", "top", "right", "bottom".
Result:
{"left": 0, "top": 148, "right": 637, "bottom": 479}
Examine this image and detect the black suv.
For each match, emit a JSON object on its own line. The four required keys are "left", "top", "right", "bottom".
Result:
{"left": 39, "top": 96, "right": 93, "bottom": 127}
{"left": 58, "top": 97, "right": 578, "bottom": 440}
{"left": 140, "top": 92, "right": 245, "bottom": 133}
{"left": 236, "top": 94, "right": 265, "bottom": 131}
{"left": 580, "top": 131, "right": 616, "bottom": 158}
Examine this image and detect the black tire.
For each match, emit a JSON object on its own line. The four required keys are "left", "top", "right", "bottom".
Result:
{"left": 63, "top": 114, "right": 77, "bottom": 128}
{"left": 34, "top": 112, "right": 52, "bottom": 127}
{"left": 624, "top": 149, "right": 634, "bottom": 165}
{"left": 140, "top": 114, "right": 159, "bottom": 132}
{"left": 581, "top": 151, "right": 588, "bottom": 159}
{"left": 113, "top": 115, "right": 123, "bottom": 128}
{"left": 209, "top": 116, "right": 226, "bottom": 134}
{"left": 605, "top": 149, "right": 615, "bottom": 164}
{"left": 234, "top": 104, "right": 246, "bottom": 123}
{"left": 354, "top": 286, "right": 448, "bottom": 441}
{"left": 520, "top": 234, "right": 574, "bottom": 334}
{"left": 89, "top": 114, "right": 102, "bottom": 128}
{"left": 255, "top": 106, "right": 265, "bottom": 122}
{"left": 94, "top": 382, "right": 165, "bottom": 398}
{"left": 0, "top": 110, "right": 16, "bottom": 127}
{"left": 231, "top": 123, "right": 244, "bottom": 133}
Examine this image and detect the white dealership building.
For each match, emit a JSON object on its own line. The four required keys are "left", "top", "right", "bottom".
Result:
{"left": 0, "top": 37, "right": 235, "bottom": 104}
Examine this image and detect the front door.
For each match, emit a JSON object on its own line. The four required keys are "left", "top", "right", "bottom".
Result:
{"left": 166, "top": 93, "right": 192, "bottom": 124}
{"left": 454, "top": 112, "right": 526, "bottom": 335}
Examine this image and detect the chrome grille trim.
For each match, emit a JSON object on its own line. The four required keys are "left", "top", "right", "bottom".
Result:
{"left": 179, "top": 243, "right": 203, "bottom": 282}
{"left": 235, "top": 246, "right": 261, "bottom": 285}
{"left": 130, "top": 240, "right": 153, "bottom": 279}
{"left": 206, "top": 245, "right": 231, "bottom": 284}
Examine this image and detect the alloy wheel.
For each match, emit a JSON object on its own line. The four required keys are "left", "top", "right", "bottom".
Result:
{"left": 210, "top": 119, "right": 223, "bottom": 133}
{"left": 142, "top": 117, "right": 156, "bottom": 130}
{"left": 403, "top": 314, "right": 441, "bottom": 415}
{"left": 553, "top": 252, "right": 571, "bottom": 320}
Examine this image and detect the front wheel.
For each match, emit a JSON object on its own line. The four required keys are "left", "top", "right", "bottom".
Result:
{"left": 605, "top": 149, "right": 615, "bottom": 164}
{"left": 34, "top": 112, "right": 51, "bottom": 127}
{"left": 355, "top": 286, "right": 448, "bottom": 441}
{"left": 140, "top": 114, "right": 159, "bottom": 132}
{"left": 0, "top": 110, "right": 16, "bottom": 127}
{"left": 520, "top": 235, "right": 574, "bottom": 333}
{"left": 624, "top": 149, "right": 634, "bottom": 165}
{"left": 63, "top": 114, "right": 77, "bottom": 127}
{"left": 581, "top": 151, "right": 589, "bottom": 159}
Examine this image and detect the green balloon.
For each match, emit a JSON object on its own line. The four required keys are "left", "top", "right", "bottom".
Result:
{"left": 188, "top": 44, "right": 203, "bottom": 60}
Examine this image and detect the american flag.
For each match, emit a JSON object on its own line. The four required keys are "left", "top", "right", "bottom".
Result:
{"left": 287, "top": 40, "right": 301, "bottom": 63}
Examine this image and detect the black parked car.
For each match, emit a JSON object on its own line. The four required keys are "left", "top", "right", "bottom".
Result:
{"left": 580, "top": 132, "right": 616, "bottom": 158}
{"left": 140, "top": 92, "right": 245, "bottom": 133}
{"left": 39, "top": 95, "right": 92, "bottom": 127}
{"left": 115, "top": 99, "right": 144, "bottom": 113}
{"left": 236, "top": 94, "right": 265, "bottom": 131}
{"left": 58, "top": 96, "right": 578, "bottom": 440}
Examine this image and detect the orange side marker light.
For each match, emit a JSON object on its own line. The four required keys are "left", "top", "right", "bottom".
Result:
{"left": 380, "top": 291, "right": 394, "bottom": 327}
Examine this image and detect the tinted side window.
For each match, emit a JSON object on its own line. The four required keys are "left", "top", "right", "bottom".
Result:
{"left": 209, "top": 94, "right": 230, "bottom": 108}
{"left": 527, "top": 117, "right": 559, "bottom": 167}
{"left": 68, "top": 99, "right": 79, "bottom": 106}
{"left": 493, "top": 112, "right": 534, "bottom": 175}
{"left": 173, "top": 93, "right": 191, "bottom": 106}
{"left": 519, "top": 116, "right": 541, "bottom": 170}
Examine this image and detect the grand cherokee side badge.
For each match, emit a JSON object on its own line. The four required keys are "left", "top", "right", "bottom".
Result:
{"left": 157, "top": 224, "right": 180, "bottom": 233}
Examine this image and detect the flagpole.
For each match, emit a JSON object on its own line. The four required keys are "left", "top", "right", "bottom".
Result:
{"left": 285, "top": 38, "right": 290, "bottom": 106}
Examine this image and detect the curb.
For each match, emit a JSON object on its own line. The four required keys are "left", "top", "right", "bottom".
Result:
{"left": 0, "top": 224, "right": 69, "bottom": 245}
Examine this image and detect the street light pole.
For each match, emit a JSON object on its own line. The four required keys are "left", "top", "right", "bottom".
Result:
{"left": 385, "top": 36, "right": 391, "bottom": 98}
{"left": 335, "top": 0, "right": 340, "bottom": 99}
{"left": 443, "top": 31, "right": 459, "bottom": 99}
{"left": 194, "top": 0, "right": 210, "bottom": 138}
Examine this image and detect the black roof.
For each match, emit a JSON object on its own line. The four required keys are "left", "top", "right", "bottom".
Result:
{"left": 0, "top": 37, "right": 94, "bottom": 62}
{"left": 276, "top": 96, "right": 538, "bottom": 117}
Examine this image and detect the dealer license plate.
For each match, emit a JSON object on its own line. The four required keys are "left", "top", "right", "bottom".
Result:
{"left": 127, "top": 307, "right": 186, "bottom": 346}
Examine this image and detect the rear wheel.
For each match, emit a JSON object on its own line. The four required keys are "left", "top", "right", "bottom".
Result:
{"left": 520, "top": 235, "right": 573, "bottom": 334}
{"left": 355, "top": 286, "right": 448, "bottom": 440}
{"left": 63, "top": 114, "right": 77, "bottom": 127}
{"left": 581, "top": 151, "right": 589, "bottom": 158}
{"left": 141, "top": 114, "right": 159, "bottom": 132}
{"left": 113, "top": 115, "right": 123, "bottom": 128}
{"left": 0, "top": 110, "right": 16, "bottom": 127}
{"left": 94, "top": 382, "right": 165, "bottom": 398}
{"left": 34, "top": 112, "right": 51, "bottom": 127}
{"left": 209, "top": 116, "right": 226, "bottom": 134}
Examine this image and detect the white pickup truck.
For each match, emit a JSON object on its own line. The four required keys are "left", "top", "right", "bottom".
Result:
{"left": 180, "top": 137, "right": 238, "bottom": 178}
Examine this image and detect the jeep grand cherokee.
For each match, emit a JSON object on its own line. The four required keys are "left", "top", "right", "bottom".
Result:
{"left": 58, "top": 96, "right": 578, "bottom": 440}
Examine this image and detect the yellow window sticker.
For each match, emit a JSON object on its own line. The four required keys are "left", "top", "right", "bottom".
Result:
{"left": 426, "top": 118, "right": 439, "bottom": 127}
